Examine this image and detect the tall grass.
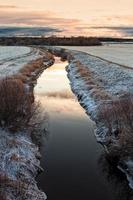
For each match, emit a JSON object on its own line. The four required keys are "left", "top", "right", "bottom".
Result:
{"left": 76, "top": 61, "right": 133, "bottom": 158}
{"left": 99, "top": 93, "right": 133, "bottom": 157}
{"left": 13, "top": 51, "right": 54, "bottom": 85}
{"left": 0, "top": 78, "right": 37, "bottom": 132}
{"left": 76, "top": 61, "right": 111, "bottom": 101}
{"left": 0, "top": 173, "right": 29, "bottom": 199}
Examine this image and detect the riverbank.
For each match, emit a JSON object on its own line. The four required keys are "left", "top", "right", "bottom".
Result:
{"left": 1, "top": 45, "right": 133, "bottom": 198}
{"left": 45, "top": 46, "right": 133, "bottom": 189}
{"left": 0, "top": 47, "right": 54, "bottom": 200}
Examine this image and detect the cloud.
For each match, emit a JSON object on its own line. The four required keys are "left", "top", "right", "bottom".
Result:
{"left": 0, "top": 6, "right": 133, "bottom": 37}
{"left": 73, "top": 24, "right": 133, "bottom": 37}
{"left": 0, "top": 26, "right": 62, "bottom": 37}
{"left": 0, "top": 5, "right": 18, "bottom": 9}
{"left": 0, "top": 8, "right": 81, "bottom": 30}
{"left": 87, "top": 26, "right": 133, "bottom": 37}
{"left": 0, "top": 7, "right": 82, "bottom": 36}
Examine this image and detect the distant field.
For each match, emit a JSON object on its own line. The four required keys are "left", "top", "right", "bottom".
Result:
{"left": 62, "top": 44, "right": 133, "bottom": 68}
{"left": 0, "top": 46, "right": 31, "bottom": 61}
{"left": 0, "top": 46, "right": 40, "bottom": 78}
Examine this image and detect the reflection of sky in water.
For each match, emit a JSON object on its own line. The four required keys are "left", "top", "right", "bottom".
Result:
{"left": 35, "top": 58, "right": 70, "bottom": 93}
{"left": 34, "top": 57, "right": 86, "bottom": 119}
{"left": 36, "top": 96, "right": 87, "bottom": 119}
{"left": 35, "top": 57, "right": 128, "bottom": 200}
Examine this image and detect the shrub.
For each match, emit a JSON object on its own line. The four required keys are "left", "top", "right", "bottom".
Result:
{"left": 13, "top": 73, "right": 28, "bottom": 84}
{"left": 0, "top": 190, "right": 7, "bottom": 200}
{"left": 0, "top": 173, "right": 28, "bottom": 198}
{"left": 19, "top": 58, "right": 43, "bottom": 76}
{"left": 90, "top": 88, "right": 111, "bottom": 100}
{"left": 0, "top": 78, "right": 35, "bottom": 132}
{"left": 99, "top": 93, "right": 133, "bottom": 156}
{"left": 76, "top": 62, "right": 91, "bottom": 77}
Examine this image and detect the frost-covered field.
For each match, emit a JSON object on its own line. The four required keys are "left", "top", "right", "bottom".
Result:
{"left": 60, "top": 43, "right": 133, "bottom": 68}
{"left": 0, "top": 46, "right": 41, "bottom": 78}
{"left": 0, "top": 46, "right": 31, "bottom": 61}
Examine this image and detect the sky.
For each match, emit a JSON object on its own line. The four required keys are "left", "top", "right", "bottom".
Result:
{"left": 0, "top": 0, "right": 133, "bottom": 37}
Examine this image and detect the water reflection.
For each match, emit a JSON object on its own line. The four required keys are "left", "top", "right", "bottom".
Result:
{"left": 38, "top": 90, "right": 74, "bottom": 99}
{"left": 35, "top": 57, "right": 86, "bottom": 119}
{"left": 35, "top": 57, "right": 131, "bottom": 200}
{"left": 35, "top": 58, "right": 70, "bottom": 95}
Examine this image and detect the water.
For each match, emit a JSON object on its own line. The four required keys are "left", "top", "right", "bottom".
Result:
{"left": 35, "top": 57, "right": 131, "bottom": 200}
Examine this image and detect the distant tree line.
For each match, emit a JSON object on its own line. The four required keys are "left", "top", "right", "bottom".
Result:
{"left": 0, "top": 36, "right": 132, "bottom": 46}
{"left": 98, "top": 37, "right": 133, "bottom": 43}
{"left": 0, "top": 36, "right": 102, "bottom": 46}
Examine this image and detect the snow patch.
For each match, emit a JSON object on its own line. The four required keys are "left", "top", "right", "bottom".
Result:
{"left": 0, "top": 46, "right": 42, "bottom": 78}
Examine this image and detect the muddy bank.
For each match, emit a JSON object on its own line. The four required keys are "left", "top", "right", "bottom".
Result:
{"left": 0, "top": 48, "right": 54, "bottom": 200}
{"left": 45, "top": 46, "right": 133, "bottom": 189}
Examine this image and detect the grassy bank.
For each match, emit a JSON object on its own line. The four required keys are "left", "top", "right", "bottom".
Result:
{"left": 0, "top": 48, "right": 54, "bottom": 200}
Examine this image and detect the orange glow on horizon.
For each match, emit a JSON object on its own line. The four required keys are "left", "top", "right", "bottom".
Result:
{"left": 0, "top": 0, "right": 133, "bottom": 37}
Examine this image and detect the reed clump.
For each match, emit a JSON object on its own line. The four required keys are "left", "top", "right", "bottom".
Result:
{"left": 99, "top": 93, "right": 133, "bottom": 157}
{"left": 76, "top": 61, "right": 111, "bottom": 101}
{"left": 0, "top": 78, "right": 36, "bottom": 132}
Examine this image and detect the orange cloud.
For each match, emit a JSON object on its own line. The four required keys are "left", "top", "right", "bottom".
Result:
{"left": 0, "top": 5, "right": 18, "bottom": 9}
{"left": 0, "top": 8, "right": 81, "bottom": 31}
{"left": 0, "top": 4, "right": 133, "bottom": 37}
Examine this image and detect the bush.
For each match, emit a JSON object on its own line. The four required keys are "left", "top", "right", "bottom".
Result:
{"left": 90, "top": 88, "right": 111, "bottom": 100}
{"left": 19, "top": 58, "right": 43, "bottom": 76}
{"left": 99, "top": 93, "right": 133, "bottom": 156}
{"left": 0, "top": 78, "right": 35, "bottom": 132}
{"left": 0, "top": 173, "right": 28, "bottom": 198}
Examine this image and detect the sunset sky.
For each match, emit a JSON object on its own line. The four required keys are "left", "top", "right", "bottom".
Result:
{"left": 0, "top": 0, "right": 133, "bottom": 37}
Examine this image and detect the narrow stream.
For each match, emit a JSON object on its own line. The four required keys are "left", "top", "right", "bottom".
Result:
{"left": 35, "top": 57, "right": 130, "bottom": 200}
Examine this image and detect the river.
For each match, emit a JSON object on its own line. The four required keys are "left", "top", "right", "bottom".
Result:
{"left": 35, "top": 56, "right": 131, "bottom": 200}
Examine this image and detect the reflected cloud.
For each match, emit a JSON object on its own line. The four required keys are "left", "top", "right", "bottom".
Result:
{"left": 35, "top": 95, "right": 86, "bottom": 120}
{"left": 38, "top": 90, "right": 75, "bottom": 99}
